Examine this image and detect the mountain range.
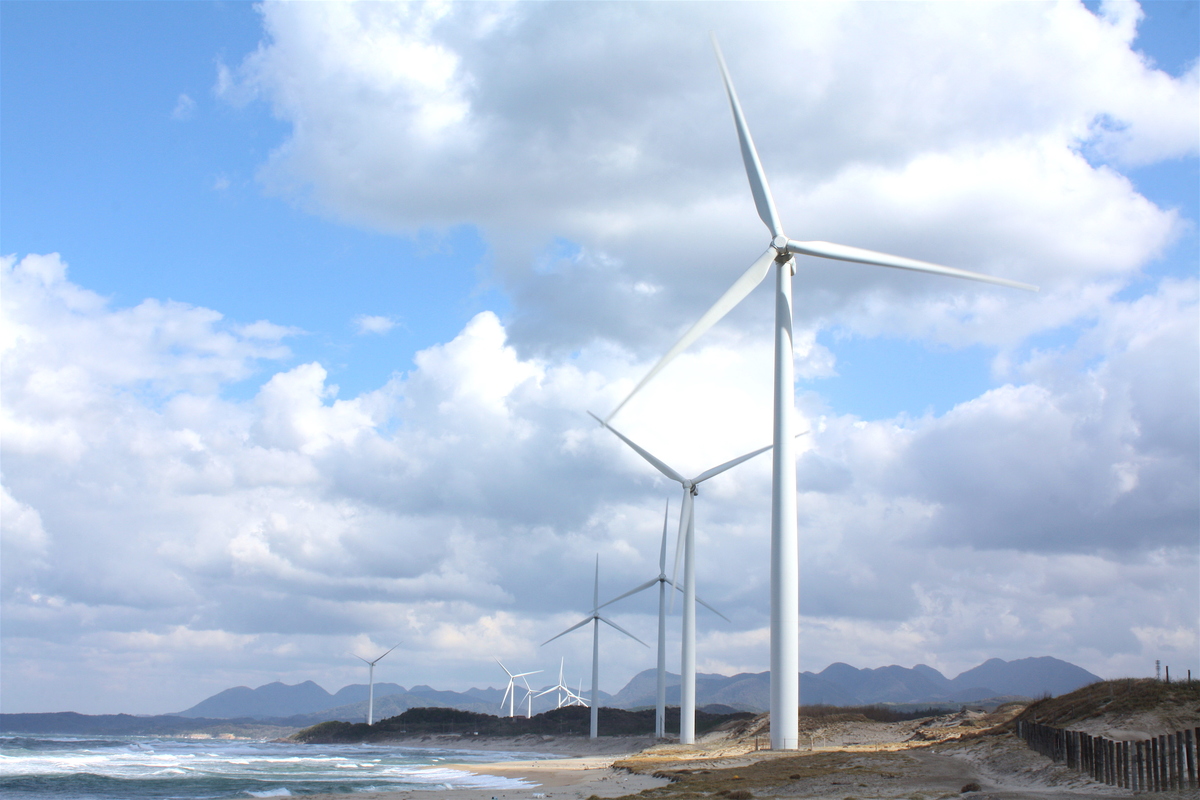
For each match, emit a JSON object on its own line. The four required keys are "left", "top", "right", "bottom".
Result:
{"left": 173, "top": 656, "right": 1099, "bottom": 723}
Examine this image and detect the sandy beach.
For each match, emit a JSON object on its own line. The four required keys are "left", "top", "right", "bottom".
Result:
{"left": 298, "top": 735, "right": 669, "bottom": 800}
{"left": 292, "top": 704, "right": 1200, "bottom": 800}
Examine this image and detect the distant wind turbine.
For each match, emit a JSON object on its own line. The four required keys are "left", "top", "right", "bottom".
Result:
{"left": 602, "top": 36, "right": 1038, "bottom": 750}
{"left": 535, "top": 658, "right": 577, "bottom": 710}
{"left": 355, "top": 643, "right": 399, "bottom": 726}
{"left": 598, "top": 498, "right": 729, "bottom": 739}
{"left": 569, "top": 677, "right": 589, "bottom": 707}
{"left": 543, "top": 555, "right": 649, "bottom": 738}
{"left": 590, "top": 412, "right": 793, "bottom": 744}
{"left": 521, "top": 675, "right": 538, "bottom": 718}
{"left": 495, "top": 659, "right": 542, "bottom": 719}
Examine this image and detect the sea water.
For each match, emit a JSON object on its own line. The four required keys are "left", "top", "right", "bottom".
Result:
{"left": 0, "top": 735, "right": 544, "bottom": 799}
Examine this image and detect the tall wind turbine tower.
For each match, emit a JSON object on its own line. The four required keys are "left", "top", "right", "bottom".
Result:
{"left": 590, "top": 413, "right": 788, "bottom": 743}
{"left": 544, "top": 556, "right": 648, "bottom": 738}
{"left": 355, "top": 643, "right": 399, "bottom": 726}
{"left": 603, "top": 37, "right": 1037, "bottom": 750}
{"left": 598, "top": 499, "right": 728, "bottom": 739}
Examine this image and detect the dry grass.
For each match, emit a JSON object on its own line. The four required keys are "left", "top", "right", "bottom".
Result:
{"left": 1014, "top": 678, "right": 1200, "bottom": 729}
{"left": 611, "top": 748, "right": 957, "bottom": 800}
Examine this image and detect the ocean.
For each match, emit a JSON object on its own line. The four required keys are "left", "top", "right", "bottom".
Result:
{"left": 0, "top": 734, "right": 546, "bottom": 799}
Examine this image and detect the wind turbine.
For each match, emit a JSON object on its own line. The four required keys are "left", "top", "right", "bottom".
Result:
{"left": 355, "top": 643, "right": 399, "bottom": 726}
{"left": 597, "top": 498, "right": 729, "bottom": 739}
{"left": 535, "top": 658, "right": 578, "bottom": 710}
{"left": 495, "top": 659, "right": 542, "bottom": 718}
{"left": 603, "top": 37, "right": 1038, "bottom": 750}
{"left": 543, "top": 555, "right": 649, "bottom": 738}
{"left": 590, "top": 412, "right": 791, "bottom": 744}
{"left": 521, "top": 675, "right": 538, "bottom": 718}
{"left": 568, "top": 677, "right": 589, "bottom": 707}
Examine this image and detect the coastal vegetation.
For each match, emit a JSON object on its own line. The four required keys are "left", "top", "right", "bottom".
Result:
{"left": 1013, "top": 677, "right": 1200, "bottom": 729}
{"left": 291, "top": 705, "right": 754, "bottom": 742}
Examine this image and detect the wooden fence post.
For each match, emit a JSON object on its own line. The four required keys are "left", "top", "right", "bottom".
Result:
{"left": 1186, "top": 728, "right": 1196, "bottom": 789}
{"left": 1109, "top": 737, "right": 1117, "bottom": 786}
{"left": 1104, "top": 737, "right": 1111, "bottom": 786}
{"left": 1136, "top": 739, "right": 1144, "bottom": 791}
{"left": 1172, "top": 731, "right": 1181, "bottom": 789}
{"left": 1153, "top": 735, "right": 1161, "bottom": 790}
{"left": 1159, "top": 734, "right": 1169, "bottom": 789}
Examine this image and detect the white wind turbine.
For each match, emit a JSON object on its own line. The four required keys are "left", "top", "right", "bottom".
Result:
{"left": 597, "top": 498, "right": 729, "bottom": 739}
{"left": 603, "top": 37, "right": 1038, "bottom": 750}
{"left": 495, "top": 659, "right": 543, "bottom": 719}
{"left": 521, "top": 675, "right": 538, "bottom": 718}
{"left": 535, "top": 658, "right": 578, "bottom": 710}
{"left": 355, "top": 643, "right": 399, "bottom": 726}
{"left": 590, "top": 412, "right": 792, "bottom": 744}
{"left": 568, "top": 677, "right": 589, "bottom": 707}
{"left": 543, "top": 556, "right": 649, "bottom": 738}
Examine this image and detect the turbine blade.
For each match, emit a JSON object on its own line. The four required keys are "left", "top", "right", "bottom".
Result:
{"left": 712, "top": 35, "right": 783, "bottom": 238}
{"left": 602, "top": 246, "right": 778, "bottom": 422}
{"left": 598, "top": 614, "right": 650, "bottom": 647}
{"left": 696, "top": 594, "right": 732, "bottom": 623}
{"left": 692, "top": 430, "right": 809, "bottom": 485}
{"left": 659, "top": 498, "right": 670, "bottom": 574}
{"left": 593, "top": 555, "right": 600, "bottom": 611}
{"left": 494, "top": 658, "right": 514, "bottom": 678}
{"left": 598, "top": 578, "right": 659, "bottom": 610}
{"left": 786, "top": 239, "right": 1038, "bottom": 292}
{"left": 542, "top": 617, "right": 592, "bottom": 646}
{"left": 513, "top": 670, "right": 544, "bottom": 678}
{"left": 669, "top": 490, "right": 693, "bottom": 614}
{"left": 588, "top": 412, "right": 686, "bottom": 484}
{"left": 692, "top": 442, "right": 774, "bottom": 485}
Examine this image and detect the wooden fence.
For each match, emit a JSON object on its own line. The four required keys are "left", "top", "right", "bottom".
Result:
{"left": 1016, "top": 720, "right": 1199, "bottom": 792}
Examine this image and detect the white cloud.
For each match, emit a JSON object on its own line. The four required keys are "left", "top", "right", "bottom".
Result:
{"left": 219, "top": 0, "right": 1190, "bottom": 362}
{"left": 171, "top": 93, "right": 196, "bottom": 121}
{"left": 353, "top": 314, "right": 396, "bottom": 335}
{"left": 2, "top": 250, "right": 1195, "bottom": 712}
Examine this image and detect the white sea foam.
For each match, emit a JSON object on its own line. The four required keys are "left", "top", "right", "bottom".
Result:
{"left": 1, "top": 735, "right": 552, "bottom": 799}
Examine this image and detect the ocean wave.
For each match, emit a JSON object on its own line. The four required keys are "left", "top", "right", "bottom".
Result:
{"left": 1, "top": 735, "right": 542, "bottom": 799}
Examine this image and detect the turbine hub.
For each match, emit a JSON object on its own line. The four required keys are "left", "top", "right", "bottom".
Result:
{"left": 771, "top": 234, "right": 790, "bottom": 255}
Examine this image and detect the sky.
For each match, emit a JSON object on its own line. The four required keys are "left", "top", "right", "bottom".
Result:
{"left": 1, "top": 0, "right": 1196, "bottom": 716}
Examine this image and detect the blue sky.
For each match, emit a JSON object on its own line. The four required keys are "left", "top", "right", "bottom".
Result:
{"left": 3, "top": 1, "right": 499, "bottom": 400}
{"left": 2, "top": 1, "right": 1196, "bottom": 714}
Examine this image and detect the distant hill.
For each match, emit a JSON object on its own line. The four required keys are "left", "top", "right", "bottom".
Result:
{"left": 606, "top": 656, "right": 1097, "bottom": 712}
{"left": 950, "top": 657, "right": 1101, "bottom": 698}
{"left": 177, "top": 681, "right": 410, "bottom": 719}
{"left": 164, "top": 655, "right": 1098, "bottom": 723}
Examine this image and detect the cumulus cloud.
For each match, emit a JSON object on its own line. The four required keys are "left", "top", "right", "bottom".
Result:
{"left": 218, "top": 0, "right": 1190, "bottom": 359}
{"left": 3, "top": 246, "right": 1196, "bottom": 711}
{"left": 353, "top": 314, "right": 397, "bottom": 335}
